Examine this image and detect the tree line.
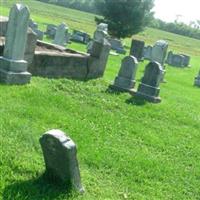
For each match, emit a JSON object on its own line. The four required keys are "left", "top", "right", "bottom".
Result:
{"left": 36, "top": 0, "right": 200, "bottom": 40}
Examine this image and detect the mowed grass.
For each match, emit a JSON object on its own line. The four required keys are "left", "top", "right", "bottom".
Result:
{"left": 1, "top": 0, "right": 200, "bottom": 199}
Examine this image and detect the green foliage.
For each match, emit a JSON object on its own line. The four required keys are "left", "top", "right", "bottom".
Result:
{"left": 95, "top": 0, "right": 154, "bottom": 39}
{"left": 1, "top": 1, "right": 200, "bottom": 199}
{"left": 150, "top": 18, "right": 200, "bottom": 40}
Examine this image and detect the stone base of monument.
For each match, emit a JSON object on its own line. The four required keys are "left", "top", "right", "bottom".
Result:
{"left": 194, "top": 76, "right": 200, "bottom": 87}
{"left": 131, "top": 83, "right": 161, "bottom": 103}
{"left": 109, "top": 76, "right": 136, "bottom": 92}
{"left": 0, "top": 69, "right": 31, "bottom": 84}
{"left": 0, "top": 57, "right": 31, "bottom": 84}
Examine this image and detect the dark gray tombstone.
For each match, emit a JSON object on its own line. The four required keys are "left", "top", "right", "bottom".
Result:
{"left": 0, "top": 16, "right": 8, "bottom": 37}
{"left": 40, "top": 129, "right": 84, "bottom": 193}
{"left": 143, "top": 45, "right": 152, "bottom": 60}
{"left": 108, "top": 38, "right": 126, "bottom": 54}
{"left": 194, "top": 70, "right": 200, "bottom": 87}
{"left": 171, "top": 54, "right": 184, "bottom": 67}
{"left": 133, "top": 61, "right": 164, "bottom": 103}
{"left": 46, "top": 24, "right": 57, "bottom": 39}
{"left": 110, "top": 56, "right": 138, "bottom": 92}
{"left": 180, "top": 54, "right": 190, "bottom": 67}
{"left": 130, "top": 39, "right": 145, "bottom": 61}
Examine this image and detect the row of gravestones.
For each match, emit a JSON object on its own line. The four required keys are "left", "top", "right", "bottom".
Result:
{"left": 142, "top": 44, "right": 191, "bottom": 67}
{"left": 110, "top": 56, "right": 163, "bottom": 103}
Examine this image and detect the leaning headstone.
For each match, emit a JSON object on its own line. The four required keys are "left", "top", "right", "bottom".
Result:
{"left": 143, "top": 45, "right": 152, "bottom": 60}
{"left": 40, "top": 129, "right": 84, "bottom": 193}
{"left": 194, "top": 70, "right": 200, "bottom": 87}
{"left": 0, "top": 4, "right": 31, "bottom": 84}
{"left": 53, "top": 23, "right": 68, "bottom": 46}
{"left": 108, "top": 38, "right": 126, "bottom": 54}
{"left": 110, "top": 56, "right": 138, "bottom": 92}
{"left": 151, "top": 40, "right": 168, "bottom": 66}
{"left": 171, "top": 54, "right": 184, "bottom": 67}
{"left": 130, "top": 39, "right": 145, "bottom": 61}
{"left": 133, "top": 61, "right": 164, "bottom": 103}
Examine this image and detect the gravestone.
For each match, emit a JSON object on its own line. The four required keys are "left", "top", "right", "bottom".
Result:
{"left": 181, "top": 54, "right": 190, "bottom": 67}
{"left": 87, "top": 23, "right": 110, "bottom": 54}
{"left": 194, "top": 70, "right": 200, "bottom": 87}
{"left": 53, "top": 23, "right": 68, "bottom": 46}
{"left": 0, "top": 4, "right": 31, "bottom": 84}
{"left": 25, "top": 28, "right": 37, "bottom": 65}
{"left": 171, "top": 54, "right": 184, "bottom": 67}
{"left": 143, "top": 45, "right": 152, "bottom": 60}
{"left": 133, "top": 61, "right": 164, "bottom": 103}
{"left": 151, "top": 40, "right": 168, "bottom": 65}
{"left": 71, "top": 30, "right": 90, "bottom": 44}
{"left": 46, "top": 24, "right": 57, "bottom": 39}
{"left": 130, "top": 39, "right": 145, "bottom": 61}
{"left": 40, "top": 129, "right": 84, "bottom": 193}
{"left": 166, "top": 51, "right": 173, "bottom": 65}
{"left": 108, "top": 38, "right": 126, "bottom": 54}
{"left": 110, "top": 56, "right": 138, "bottom": 92}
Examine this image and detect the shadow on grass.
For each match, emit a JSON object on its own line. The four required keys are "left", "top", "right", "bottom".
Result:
{"left": 3, "top": 173, "right": 75, "bottom": 200}
{"left": 125, "top": 96, "right": 146, "bottom": 106}
{"left": 105, "top": 86, "right": 127, "bottom": 95}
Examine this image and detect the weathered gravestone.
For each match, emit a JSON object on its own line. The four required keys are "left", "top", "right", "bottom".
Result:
{"left": 40, "top": 129, "right": 84, "bottom": 193}
{"left": 71, "top": 30, "right": 90, "bottom": 44}
{"left": 143, "top": 45, "right": 152, "bottom": 60}
{"left": 53, "top": 23, "right": 68, "bottom": 46}
{"left": 0, "top": 4, "right": 31, "bottom": 84}
{"left": 108, "top": 38, "right": 126, "bottom": 54}
{"left": 151, "top": 40, "right": 168, "bottom": 66}
{"left": 110, "top": 56, "right": 138, "bottom": 92}
{"left": 46, "top": 24, "right": 57, "bottom": 38}
{"left": 171, "top": 54, "right": 184, "bottom": 67}
{"left": 133, "top": 61, "right": 164, "bottom": 103}
{"left": 130, "top": 39, "right": 145, "bottom": 61}
{"left": 180, "top": 54, "right": 190, "bottom": 67}
{"left": 194, "top": 70, "right": 200, "bottom": 87}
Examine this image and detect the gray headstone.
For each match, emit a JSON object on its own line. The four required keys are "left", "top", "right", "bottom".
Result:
{"left": 130, "top": 39, "right": 145, "bottom": 61}
{"left": 40, "top": 129, "right": 84, "bottom": 193}
{"left": 151, "top": 40, "right": 168, "bottom": 66}
{"left": 111, "top": 56, "right": 138, "bottom": 92}
{"left": 0, "top": 4, "right": 31, "bottom": 84}
{"left": 53, "top": 23, "right": 68, "bottom": 46}
{"left": 134, "top": 61, "right": 164, "bottom": 103}
{"left": 143, "top": 45, "right": 152, "bottom": 60}
{"left": 0, "top": 16, "right": 8, "bottom": 37}
{"left": 46, "top": 24, "right": 57, "bottom": 39}
{"left": 194, "top": 70, "right": 200, "bottom": 87}
{"left": 180, "top": 54, "right": 190, "bottom": 67}
{"left": 171, "top": 54, "right": 184, "bottom": 67}
{"left": 108, "top": 38, "right": 126, "bottom": 54}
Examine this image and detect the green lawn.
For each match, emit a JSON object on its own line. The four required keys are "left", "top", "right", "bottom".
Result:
{"left": 1, "top": 1, "right": 200, "bottom": 200}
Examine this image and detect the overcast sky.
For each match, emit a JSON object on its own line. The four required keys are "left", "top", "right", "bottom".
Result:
{"left": 153, "top": 0, "right": 200, "bottom": 24}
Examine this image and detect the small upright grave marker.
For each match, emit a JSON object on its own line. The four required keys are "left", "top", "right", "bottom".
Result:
{"left": 130, "top": 39, "right": 145, "bottom": 61}
{"left": 40, "top": 129, "right": 84, "bottom": 193}
{"left": 133, "top": 61, "right": 164, "bottom": 103}
{"left": 110, "top": 56, "right": 138, "bottom": 92}
{"left": 53, "top": 23, "right": 68, "bottom": 46}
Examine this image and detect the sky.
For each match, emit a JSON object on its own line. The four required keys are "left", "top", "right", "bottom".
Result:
{"left": 153, "top": 0, "right": 200, "bottom": 24}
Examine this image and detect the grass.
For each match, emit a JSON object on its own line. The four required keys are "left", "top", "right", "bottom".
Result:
{"left": 1, "top": 0, "right": 200, "bottom": 199}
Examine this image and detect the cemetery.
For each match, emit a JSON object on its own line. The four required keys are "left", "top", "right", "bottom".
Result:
{"left": 1, "top": 1, "right": 200, "bottom": 200}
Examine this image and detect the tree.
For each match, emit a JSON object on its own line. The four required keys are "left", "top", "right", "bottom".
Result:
{"left": 95, "top": 0, "right": 154, "bottom": 39}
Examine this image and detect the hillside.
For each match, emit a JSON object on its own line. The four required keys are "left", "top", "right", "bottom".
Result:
{"left": 1, "top": 1, "right": 200, "bottom": 200}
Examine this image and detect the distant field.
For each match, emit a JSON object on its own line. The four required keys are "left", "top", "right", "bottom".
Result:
{"left": 1, "top": 1, "right": 200, "bottom": 200}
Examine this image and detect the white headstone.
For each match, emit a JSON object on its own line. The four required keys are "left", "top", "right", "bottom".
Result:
{"left": 53, "top": 23, "right": 68, "bottom": 46}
